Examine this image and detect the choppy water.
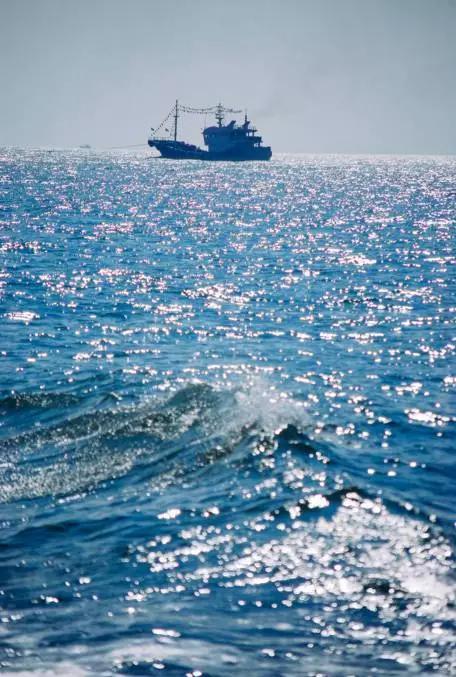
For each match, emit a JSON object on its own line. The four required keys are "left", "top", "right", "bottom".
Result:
{"left": 0, "top": 148, "right": 455, "bottom": 675}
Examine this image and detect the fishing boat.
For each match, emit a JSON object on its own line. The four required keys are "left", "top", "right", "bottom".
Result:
{"left": 148, "top": 101, "right": 272, "bottom": 161}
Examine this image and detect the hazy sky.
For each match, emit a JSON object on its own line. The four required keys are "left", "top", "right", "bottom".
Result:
{"left": 1, "top": 0, "right": 455, "bottom": 153}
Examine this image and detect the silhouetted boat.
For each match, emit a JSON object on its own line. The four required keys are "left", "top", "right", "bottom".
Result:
{"left": 148, "top": 101, "right": 271, "bottom": 161}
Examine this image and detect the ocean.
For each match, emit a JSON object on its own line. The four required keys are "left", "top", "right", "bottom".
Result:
{"left": 0, "top": 149, "right": 455, "bottom": 675}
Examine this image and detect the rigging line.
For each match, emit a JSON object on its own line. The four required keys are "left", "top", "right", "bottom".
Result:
{"left": 150, "top": 103, "right": 177, "bottom": 137}
{"left": 178, "top": 104, "right": 242, "bottom": 115}
{"left": 180, "top": 106, "right": 217, "bottom": 114}
{"left": 105, "top": 144, "right": 145, "bottom": 149}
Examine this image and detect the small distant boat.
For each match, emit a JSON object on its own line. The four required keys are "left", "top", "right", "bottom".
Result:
{"left": 148, "top": 101, "right": 272, "bottom": 161}
{"left": 79, "top": 144, "right": 91, "bottom": 149}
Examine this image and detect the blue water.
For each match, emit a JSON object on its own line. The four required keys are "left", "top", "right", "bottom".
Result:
{"left": 0, "top": 149, "right": 455, "bottom": 675}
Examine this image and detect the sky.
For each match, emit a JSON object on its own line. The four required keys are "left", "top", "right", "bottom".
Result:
{"left": 1, "top": 0, "right": 455, "bottom": 153}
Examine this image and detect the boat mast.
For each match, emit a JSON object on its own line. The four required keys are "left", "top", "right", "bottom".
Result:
{"left": 173, "top": 100, "right": 179, "bottom": 141}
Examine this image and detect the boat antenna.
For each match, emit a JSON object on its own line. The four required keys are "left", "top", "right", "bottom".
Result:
{"left": 215, "top": 103, "right": 223, "bottom": 127}
{"left": 173, "top": 99, "right": 179, "bottom": 141}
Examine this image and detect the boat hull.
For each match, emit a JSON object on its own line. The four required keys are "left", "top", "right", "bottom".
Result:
{"left": 149, "top": 139, "right": 271, "bottom": 161}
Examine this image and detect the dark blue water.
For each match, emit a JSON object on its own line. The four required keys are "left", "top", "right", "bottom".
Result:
{"left": 0, "top": 149, "right": 455, "bottom": 675}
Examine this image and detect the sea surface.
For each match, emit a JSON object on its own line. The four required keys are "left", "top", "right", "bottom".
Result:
{"left": 0, "top": 149, "right": 455, "bottom": 675}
